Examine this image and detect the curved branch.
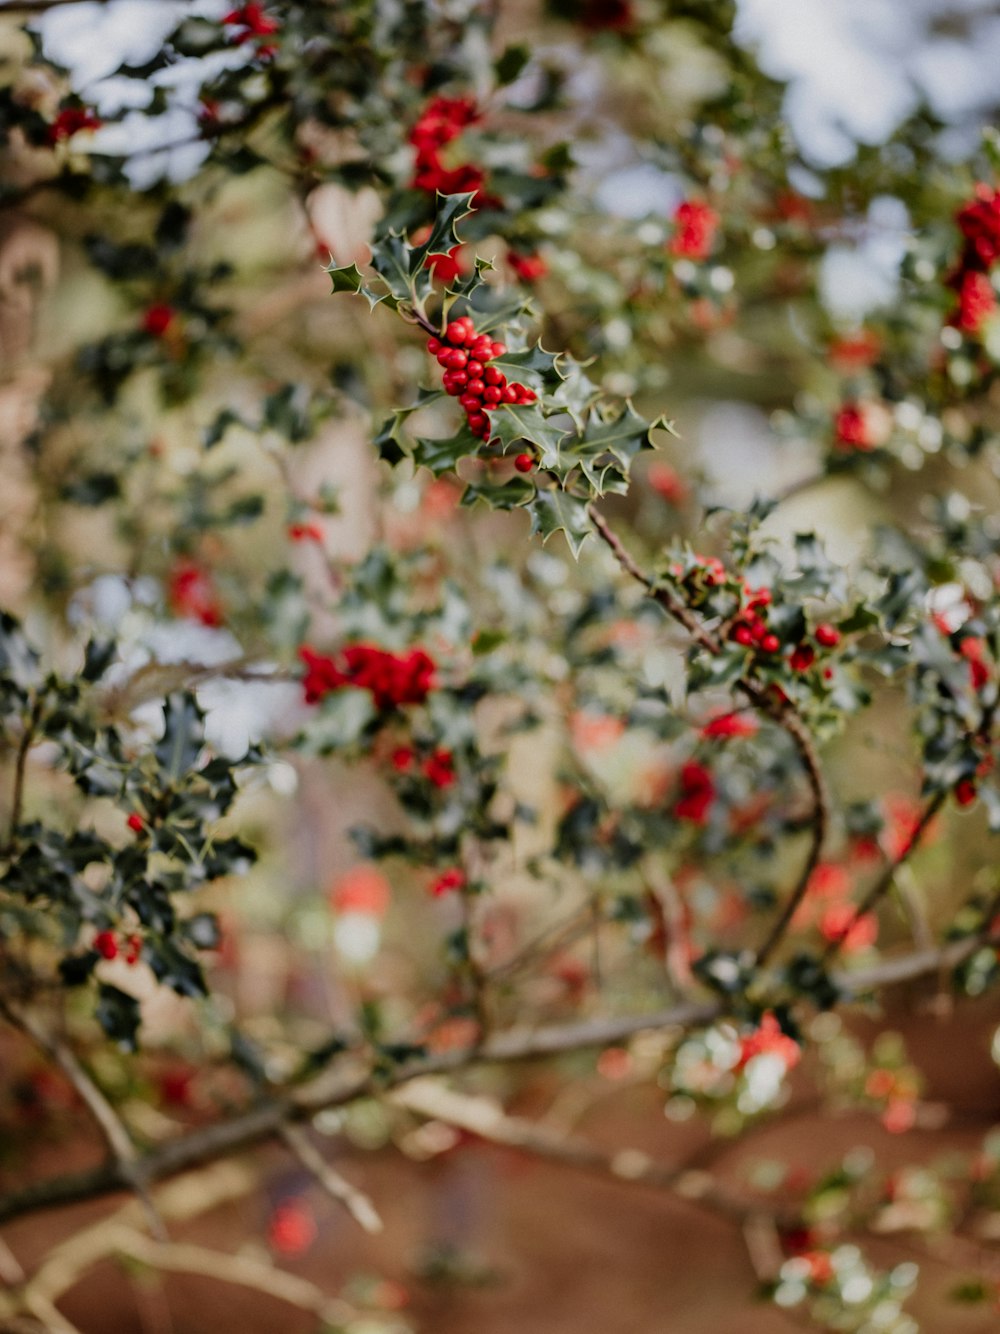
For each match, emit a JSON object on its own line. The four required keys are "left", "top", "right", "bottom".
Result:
{"left": 820, "top": 790, "right": 946, "bottom": 964}
{"left": 752, "top": 706, "right": 830, "bottom": 966}
{"left": 586, "top": 502, "right": 829, "bottom": 966}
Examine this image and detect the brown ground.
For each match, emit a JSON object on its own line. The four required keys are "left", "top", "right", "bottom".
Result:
{"left": 4, "top": 989, "right": 1000, "bottom": 1333}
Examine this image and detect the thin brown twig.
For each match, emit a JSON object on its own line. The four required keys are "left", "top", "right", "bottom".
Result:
{"left": 753, "top": 705, "right": 830, "bottom": 966}
{"left": 278, "top": 1124, "right": 382, "bottom": 1234}
{"left": 821, "top": 791, "right": 947, "bottom": 965}
{"left": 586, "top": 502, "right": 720, "bottom": 655}
{"left": 0, "top": 1000, "right": 166, "bottom": 1239}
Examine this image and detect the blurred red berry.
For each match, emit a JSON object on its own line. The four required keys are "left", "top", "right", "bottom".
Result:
{"left": 94, "top": 930, "right": 118, "bottom": 961}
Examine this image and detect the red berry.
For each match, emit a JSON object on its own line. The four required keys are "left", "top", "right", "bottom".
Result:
{"left": 956, "top": 778, "right": 978, "bottom": 807}
{"left": 514, "top": 453, "right": 534, "bottom": 473}
{"left": 815, "top": 623, "right": 841, "bottom": 648}
{"left": 426, "top": 337, "right": 442, "bottom": 354}
{"left": 483, "top": 386, "right": 502, "bottom": 404}
{"left": 127, "top": 813, "right": 145, "bottom": 834}
{"left": 142, "top": 305, "right": 176, "bottom": 337}
{"left": 501, "top": 384, "right": 519, "bottom": 403}
{"left": 459, "top": 393, "right": 481, "bottom": 411}
{"left": 466, "top": 378, "right": 485, "bottom": 396}
{"left": 94, "top": 930, "right": 118, "bottom": 961}
{"left": 761, "top": 633, "right": 781, "bottom": 654}
{"left": 471, "top": 336, "right": 492, "bottom": 358}
{"left": 789, "top": 644, "right": 816, "bottom": 672}
{"left": 446, "top": 321, "right": 469, "bottom": 344}
{"left": 732, "top": 624, "right": 754, "bottom": 647}
{"left": 445, "top": 349, "right": 468, "bottom": 370}
{"left": 484, "top": 366, "right": 504, "bottom": 386}
{"left": 467, "top": 412, "right": 488, "bottom": 434}
{"left": 124, "top": 934, "right": 142, "bottom": 966}
{"left": 490, "top": 341, "right": 507, "bottom": 357}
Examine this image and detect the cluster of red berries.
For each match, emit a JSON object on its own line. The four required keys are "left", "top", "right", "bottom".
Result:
{"left": 735, "top": 1012, "right": 801, "bottom": 1073}
{"left": 948, "top": 183, "right": 1000, "bottom": 333}
{"left": 222, "top": 3, "right": 279, "bottom": 57}
{"left": 727, "top": 586, "right": 781, "bottom": 656}
{"left": 48, "top": 105, "right": 102, "bottom": 144}
{"left": 299, "top": 643, "right": 436, "bottom": 712}
{"left": 957, "top": 634, "right": 991, "bottom": 691}
{"left": 93, "top": 930, "right": 142, "bottom": 965}
{"left": 427, "top": 317, "right": 537, "bottom": 462}
{"left": 728, "top": 590, "right": 842, "bottom": 671}
{"left": 408, "top": 96, "right": 491, "bottom": 203}
{"left": 391, "top": 745, "right": 455, "bottom": 789}
{"left": 669, "top": 199, "right": 719, "bottom": 260}
{"left": 864, "top": 1065, "right": 920, "bottom": 1134}
{"left": 508, "top": 250, "right": 548, "bottom": 283}
{"left": 833, "top": 403, "right": 874, "bottom": 451}
{"left": 675, "top": 759, "right": 715, "bottom": 823}
{"left": 168, "top": 559, "right": 223, "bottom": 627}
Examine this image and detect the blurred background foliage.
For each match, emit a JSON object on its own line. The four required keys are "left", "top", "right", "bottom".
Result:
{"left": 4, "top": 2, "right": 1000, "bottom": 1332}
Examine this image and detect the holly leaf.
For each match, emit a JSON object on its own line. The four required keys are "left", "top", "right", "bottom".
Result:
{"left": 491, "top": 403, "right": 569, "bottom": 464}
{"left": 495, "top": 44, "right": 531, "bottom": 84}
{"left": 413, "top": 423, "right": 480, "bottom": 476}
{"left": 411, "top": 191, "right": 477, "bottom": 274}
{"left": 155, "top": 692, "right": 204, "bottom": 783}
{"left": 548, "top": 357, "right": 601, "bottom": 429}
{"left": 0, "top": 613, "right": 41, "bottom": 692}
{"left": 96, "top": 983, "right": 141, "bottom": 1050}
{"left": 460, "top": 474, "right": 535, "bottom": 512}
{"left": 368, "top": 230, "right": 416, "bottom": 307}
{"left": 563, "top": 403, "right": 667, "bottom": 494}
{"left": 326, "top": 260, "right": 395, "bottom": 312}
{"left": 490, "top": 342, "right": 564, "bottom": 390}
{"left": 374, "top": 389, "right": 443, "bottom": 465}
{"left": 529, "top": 489, "right": 592, "bottom": 557}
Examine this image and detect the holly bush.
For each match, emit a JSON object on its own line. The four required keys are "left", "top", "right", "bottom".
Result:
{"left": 4, "top": 2, "right": 1000, "bottom": 1331}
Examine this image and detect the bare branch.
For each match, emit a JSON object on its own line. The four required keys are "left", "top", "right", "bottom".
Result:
{"left": 0, "top": 930, "right": 994, "bottom": 1230}
{"left": 392, "top": 1078, "right": 754, "bottom": 1222}
{"left": 278, "top": 1124, "right": 383, "bottom": 1235}
{"left": 821, "top": 791, "right": 946, "bottom": 964}
{"left": 0, "top": 1000, "right": 165, "bottom": 1239}
{"left": 753, "top": 706, "right": 830, "bottom": 966}
{"left": 587, "top": 503, "right": 721, "bottom": 655}
{"left": 111, "top": 1231, "right": 353, "bottom": 1326}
